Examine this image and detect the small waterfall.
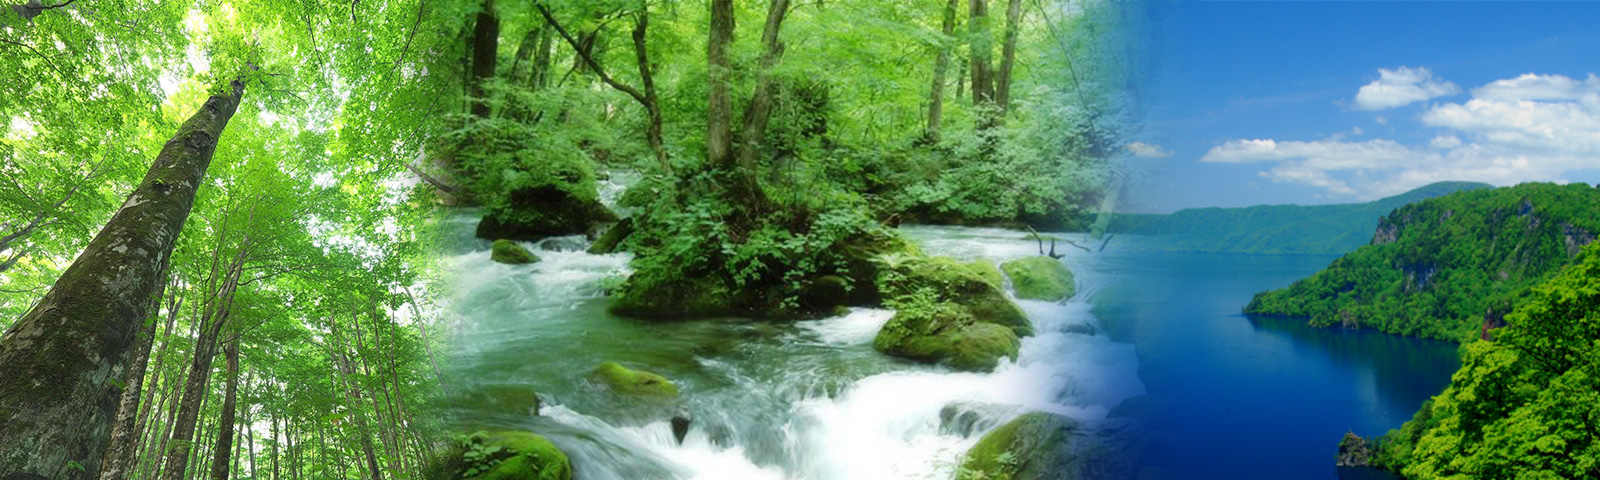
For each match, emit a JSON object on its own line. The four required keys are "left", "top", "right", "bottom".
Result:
{"left": 440, "top": 221, "right": 1143, "bottom": 479}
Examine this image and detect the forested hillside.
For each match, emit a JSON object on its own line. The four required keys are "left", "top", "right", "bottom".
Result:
{"left": 1245, "top": 183, "right": 1600, "bottom": 341}
{"left": 1362, "top": 242, "right": 1600, "bottom": 479}
{"left": 1, "top": 1, "right": 455, "bottom": 479}
{"left": 1112, "top": 181, "right": 1489, "bottom": 255}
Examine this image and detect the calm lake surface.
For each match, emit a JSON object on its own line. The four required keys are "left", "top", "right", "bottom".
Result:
{"left": 1095, "top": 252, "right": 1461, "bottom": 479}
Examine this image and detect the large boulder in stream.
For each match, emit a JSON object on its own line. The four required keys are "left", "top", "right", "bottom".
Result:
{"left": 1001, "top": 256, "right": 1075, "bottom": 302}
{"left": 476, "top": 185, "right": 618, "bottom": 242}
{"left": 872, "top": 255, "right": 1033, "bottom": 372}
{"left": 873, "top": 302, "right": 1021, "bottom": 372}
{"left": 880, "top": 256, "right": 1031, "bottom": 335}
{"left": 423, "top": 431, "right": 572, "bottom": 480}
{"left": 588, "top": 362, "right": 680, "bottom": 401}
{"left": 490, "top": 239, "right": 539, "bottom": 265}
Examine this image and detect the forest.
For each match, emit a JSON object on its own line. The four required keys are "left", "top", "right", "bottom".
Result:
{"left": 0, "top": 1, "right": 458, "bottom": 479}
{"left": 1359, "top": 241, "right": 1600, "bottom": 479}
{"left": 2, "top": 0, "right": 1132, "bottom": 479}
{"left": 1244, "top": 183, "right": 1600, "bottom": 341}
{"left": 414, "top": 0, "right": 1131, "bottom": 320}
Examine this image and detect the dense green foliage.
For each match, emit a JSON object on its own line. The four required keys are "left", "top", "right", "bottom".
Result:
{"left": 1245, "top": 183, "right": 1600, "bottom": 341}
{"left": 423, "top": 0, "right": 1133, "bottom": 319}
{"left": 1113, "top": 181, "right": 1490, "bottom": 255}
{"left": 2, "top": 0, "right": 458, "bottom": 477}
{"left": 1370, "top": 242, "right": 1600, "bottom": 479}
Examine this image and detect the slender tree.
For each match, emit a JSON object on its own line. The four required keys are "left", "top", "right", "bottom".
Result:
{"left": 994, "top": 0, "right": 1023, "bottom": 113}
{"left": 736, "top": 0, "right": 793, "bottom": 181}
{"left": 926, "top": 0, "right": 960, "bottom": 138}
{"left": 0, "top": 75, "right": 246, "bottom": 480}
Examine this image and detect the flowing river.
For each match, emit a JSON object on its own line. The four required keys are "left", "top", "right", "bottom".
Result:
{"left": 436, "top": 212, "right": 1144, "bottom": 479}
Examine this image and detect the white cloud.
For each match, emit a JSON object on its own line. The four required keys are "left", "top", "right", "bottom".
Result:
{"left": 1204, "top": 73, "right": 1600, "bottom": 199}
{"left": 1430, "top": 135, "right": 1461, "bottom": 149}
{"left": 1352, "top": 126, "right": 1364, "bottom": 136}
{"left": 1352, "top": 66, "right": 1461, "bottom": 110}
{"left": 1126, "top": 142, "right": 1173, "bottom": 158}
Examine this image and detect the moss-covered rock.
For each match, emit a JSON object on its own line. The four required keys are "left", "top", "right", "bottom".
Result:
{"left": 880, "top": 256, "right": 1031, "bottom": 336}
{"left": 960, "top": 412, "right": 1074, "bottom": 480}
{"left": 588, "top": 362, "right": 680, "bottom": 400}
{"left": 587, "top": 217, "right": 634, "bottom": 254}
{"left": 965, "top": 260, "right": 1004, "bottom": 288}
{"left": 424, "top": 431, "right": 571, "bottom": 480}
{"left": 873, "top": 301, "right": 1021, "bottom": 372}
{"left": 1001, "top": 256, "right": 1075, "bottom": 302}
{"left": 476, "top": 185, "right": 618, "bottom": 242}
{"left": 490, "top": 239, "right": 539, "bottom": 264}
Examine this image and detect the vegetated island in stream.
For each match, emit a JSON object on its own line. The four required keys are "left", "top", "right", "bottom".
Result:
{"left": 408, "top": 0, "right": 1152, "bottom": 479}
{"left": 1241, "top": 182, "right": 1600, "bottom": 478}
{"left": 1110, "top": 181, "right": 1490, "bottom": 255}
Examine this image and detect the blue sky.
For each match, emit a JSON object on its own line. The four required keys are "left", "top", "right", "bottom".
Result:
{"left": 1123, "top": 2, "right": 1600, "bottom": 213}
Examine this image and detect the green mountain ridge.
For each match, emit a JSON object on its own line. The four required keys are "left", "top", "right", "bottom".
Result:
{"left": 1112, "top": 181, "right": 1493, "bottom": 255}
{"left": 1244, "top": 182, "right": 1600, "bottom": 341}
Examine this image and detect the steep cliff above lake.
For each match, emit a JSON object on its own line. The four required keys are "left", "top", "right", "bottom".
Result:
{"left": 1244, "top": 182, "right": 1600, "bottom": 341}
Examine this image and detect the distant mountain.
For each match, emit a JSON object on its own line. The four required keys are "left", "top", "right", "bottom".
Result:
{"left": 1245, "top": 182, "right": 1600, "bottom": 341}
{"left": 1112, "top": 181, "right": 1493, "bottom": 255}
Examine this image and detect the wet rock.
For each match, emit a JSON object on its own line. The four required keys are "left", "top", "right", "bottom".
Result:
{"left": 1001, "top": 256, "right": 1076, "bottom": 301}
{"left": 960, "top": 413, "right": 1169, "bottom": 480}
{"left": 490, "top": 239, "right": 539, "bottom": 265}
{"left": 671, "top": 412, "right": 692, "bottom": 445}
{"left": 938, "top": 402, "right": 1020, "bottom": 437}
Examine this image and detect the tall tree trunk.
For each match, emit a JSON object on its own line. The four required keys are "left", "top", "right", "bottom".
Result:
{"left": 736, "top": 0, "right": 792, "bottom": 187}
{"left": 968, "top": 0, "right": 995, "bottom": 110}
{"left": 98, "top": 266, "right": 168, "bottom": 480}
{"left": 468, "top": 0, "right": 499, "bottom": 118}
{"left": 159, "top": 255, "right": 246, "bottom": 480}
{"left": 707, "top": 0, "right": 735, "bottom": 172}
{"left": 330, "top": 316, "right": 384, "bottom": 480}
{"left": 206, "top": 340, "right": 240, "bottom": 480}
{"left": 510, "top": 26, "right": 541, "bottom": 84}
{"left": 0, "top": 76, "right": 245, "bottom": 480}
{"left": 994, "top": 0, "right": 1022, "bottom": 114}
{"left": 532, "top": 21, "right": 553, "bottom": 89}
{"left": 926, "top": 0, "right": 960, "bottom": 139}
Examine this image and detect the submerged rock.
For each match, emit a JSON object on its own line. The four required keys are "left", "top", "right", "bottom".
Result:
{"left": 476, "top": 185, "right": 618, "bottom": 242}
{"left": 1001, "top": 256, "right": 1075, "bottom": 301}
{"left": 490, "top": 239, "right": 539, "bottom": 265}
{"left": 423, "top": 431, "right": 572, "bottom": 480}
{"left": 588, "top": 362, "right": 680, "bottom": 400}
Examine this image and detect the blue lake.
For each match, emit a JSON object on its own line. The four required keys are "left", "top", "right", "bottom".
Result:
{"left": 1094, "top": 252, "right": 1461, "bottom": 479}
